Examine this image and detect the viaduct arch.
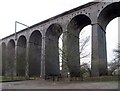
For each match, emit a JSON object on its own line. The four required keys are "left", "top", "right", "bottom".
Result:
{"left": 6, "top": 39, "right": 15, "bottom": 76}
{"left": 45, "top": 24, "right": 63, "bottom": 77}
{"left": 16, "top": 35, "right": 27, "bottom": 76}
{"left": 66, "top": 14, "right": 91, "bottom": 77}
{"left": 28, "top": 30, "right": 42, "bottom": 77}
{"left": 0, "top": 1, "right": 120, "bottom": 78}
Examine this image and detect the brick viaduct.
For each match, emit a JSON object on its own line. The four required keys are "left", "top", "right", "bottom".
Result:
{"left": 0, "top": 1, "right": 120, "bottom": 79}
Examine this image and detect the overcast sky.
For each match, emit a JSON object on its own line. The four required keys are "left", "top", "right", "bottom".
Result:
{"left": 0, "top": 0, "right": 94, "bottom": 39}
{"left": 0, "top": 0, "right": 118, "bottom": 63}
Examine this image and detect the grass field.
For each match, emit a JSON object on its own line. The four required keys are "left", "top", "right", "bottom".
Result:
{"left": 0, "top": 76, "right": 39, "bottom": 82}
{"left": 0, "top": 76, "right": 119, "bottom": 83}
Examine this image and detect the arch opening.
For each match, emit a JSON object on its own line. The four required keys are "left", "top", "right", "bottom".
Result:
{"left": 17, "top": 35, "right": 27, "bottom": 76}
{"left": 45, "top": 24, "right": 63, "bottom": 77}
{"left": 2, "top": 42, "right": 6, "bottom": 76}
{"left": 106, "top": 17, "right": 118, "bottom": 75}
{"left": 79, "top": 25, "right": 92, "bottom": 77}
{"left": 97, "top": 2, "right": 120, "bottom": 76}
{"left": 29, "top": 30, "right": 42, "bottom": 77}
{"left": 67, "top": 14, "right": 91, "bottom": 77}
{"left": 6, "top": 39, "right": 15, "bottom": 77}
{"left": 59, "top": 34, "right": 63, "bottom": 72}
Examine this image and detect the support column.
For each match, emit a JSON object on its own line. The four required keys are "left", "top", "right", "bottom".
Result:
{"left": 41, "top": 36, "right": 45, "bottom": 78}
{"left": 91, "top": 23, "right": 108, "bottom": 76}
{"left": 61, "top": 31, "right": 69, "bottom": 77}
{"left": 0, "top": 42, "right": 2, "bottom": 76}
{"left": 14, "top": 42, "right": 17, "bottom": 77}
{"left": 62, "top": 31, "right": 80, "bottom": 77}
{"left": 25, "top": 41, "right": 29, "bottom": 78}
{"left": 1, "top": 43, "right": 6, "bottom": 76}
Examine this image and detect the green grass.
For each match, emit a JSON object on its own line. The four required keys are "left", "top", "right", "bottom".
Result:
{"left": 82, "top": 76, "right": 119, "bottom": 82}
{"left": 0, "top": 76, "right": 40, "bottom": 82}
{"left": 0, "top": 76, "right": 119, "bottom": 83}
{"left": 1, "top": 76, "right": 26, "bottom": 82}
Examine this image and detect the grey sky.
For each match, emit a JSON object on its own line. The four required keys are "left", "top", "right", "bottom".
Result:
{"left": 0, "top": 0, "right": 93, "bottom": 39}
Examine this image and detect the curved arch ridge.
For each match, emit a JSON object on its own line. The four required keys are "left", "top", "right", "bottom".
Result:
{"left": 98, "top": 2, "right": 120, "bottom": 30}
{"left": 68, "top": 14, "right": 91, "bottom": 34}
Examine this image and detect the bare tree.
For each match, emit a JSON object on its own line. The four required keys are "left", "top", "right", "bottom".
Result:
{"left": 45, "top": 30, "right": 90, "bottom": 78}
{"left": 59, "top": 34, "right": 90, "bottom": 77}
{"left": 108, "top": 44, "right": 120, "bottom": 75}
{"left": 80, "top": 62, "right": 91, "bottom": 78}
{"left": 114, "top": 44, "right": 120, "bottom": 61}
